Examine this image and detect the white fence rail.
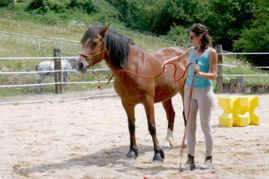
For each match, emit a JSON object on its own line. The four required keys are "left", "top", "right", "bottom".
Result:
{"left": 0, "top": 52, "right": 269, "bottom": 89}
{"left": 0, "top": 81, "right": 112, "bottom": 88}
{"left": 222, "top": 52, "right": 269, "bottom": 55}
{"left": 0, "top": 56, "right": 78, "bottom": 60}
{"left": 0, "top": 68, "right": 108, "bottom": 74}
{"left": 0, "top": 56, "right": 111, "bottom": 88}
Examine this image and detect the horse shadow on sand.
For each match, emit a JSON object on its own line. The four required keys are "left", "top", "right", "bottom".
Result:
{"left": 13, "top": 144, "right": 180, "bottom": 176}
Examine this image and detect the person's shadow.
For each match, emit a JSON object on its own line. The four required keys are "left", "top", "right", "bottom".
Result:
{"left": 13, "top": 145, "right": 178, "bottom": 176}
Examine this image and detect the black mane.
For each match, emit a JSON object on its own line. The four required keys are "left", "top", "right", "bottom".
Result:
{"left": 81, "top": 26, "right": 134, "bottom": 69}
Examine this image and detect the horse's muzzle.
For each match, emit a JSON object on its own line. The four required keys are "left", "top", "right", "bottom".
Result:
{"left": 76, "top": 60, "right": 89, "bottom": 73}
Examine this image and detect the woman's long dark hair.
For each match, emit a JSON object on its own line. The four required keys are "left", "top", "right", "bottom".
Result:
{"left": 190, "top": 23, "right": 212, "bottom": 52}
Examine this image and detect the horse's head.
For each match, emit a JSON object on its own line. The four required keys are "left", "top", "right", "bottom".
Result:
{"left": 77, "top": 24, "right": 110, "bottom": 73}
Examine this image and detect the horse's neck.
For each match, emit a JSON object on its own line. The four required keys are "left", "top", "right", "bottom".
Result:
{"left": 65, "top": 58, "right": 77, "bottom": 69}
{"left": 104, "top": 45, "right": 145, "bottom": 73}
{"left": 69, "top": 61, "right": 76, "bottom": 69}
{"left": 104, "top": 57, "right": 120, "bottom": 73}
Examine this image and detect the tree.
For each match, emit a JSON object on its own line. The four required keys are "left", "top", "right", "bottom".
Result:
{"left": 25, "top": 0, "right": 50, "bottom": 13}
{"left": 233, "top": 0, "right": 269, "bottom": 66}
{"left": 0, "top": 0, "right": 12, "bottom": 7}
{"left": 207, "top": 0, "right": 255, "bottom": 50}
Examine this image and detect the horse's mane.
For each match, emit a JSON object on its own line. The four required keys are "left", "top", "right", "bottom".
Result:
{"left": 81, "top": 26, "right": 134, "bottom": 69}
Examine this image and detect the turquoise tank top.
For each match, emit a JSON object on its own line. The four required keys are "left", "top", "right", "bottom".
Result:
{"left": 186, "top": 47, "right": 212, "bottom": 88}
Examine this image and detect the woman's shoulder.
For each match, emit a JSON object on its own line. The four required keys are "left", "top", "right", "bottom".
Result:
{"left": 208, "top": 47, "right": 218, "bottom": 61}
{"left": 208, "top": 47, "right": 217, "bottom": 55}
{"left": 187, "top": 47, "right": 195, "bottom": 53}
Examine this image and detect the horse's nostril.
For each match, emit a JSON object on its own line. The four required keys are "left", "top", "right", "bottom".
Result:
{"left": 77, "top": 62, "right": 83, "bottom": 69}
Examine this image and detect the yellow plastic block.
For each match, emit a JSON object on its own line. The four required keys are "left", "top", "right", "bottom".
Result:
{"left": 233, "top": 113, "right": 250, "bottom": 127}
{"left": 219, "top": 114, "right": 233, "bottom": 127}
{"left": 233, "top": 97, "right": 250, "bottom": 127}
{"left": 248, "top": 96, "right": 260, "bottom": 125}
{"left": 218, "top": 96, "right": 259, "bottom": 127}
{"left": 218, "top": 97, "right": 237, "bottom": 127}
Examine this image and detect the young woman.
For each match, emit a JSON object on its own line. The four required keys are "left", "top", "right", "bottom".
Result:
{"left": 162, "top": 23, "right": 218, "bottom": 170}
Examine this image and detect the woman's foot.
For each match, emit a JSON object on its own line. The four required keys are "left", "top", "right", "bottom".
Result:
{"left": 200, "top": 156, "right": 213, "bottom": 170}
{"left": 180, "top": 155, "right": 196, "bottom": 171}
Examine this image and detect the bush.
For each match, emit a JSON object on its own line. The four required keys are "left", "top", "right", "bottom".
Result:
{"left": 233, "top": 0, "right": 269, "bottom": 67}
{"left": 66, "top": 0, "right": 95, "bottom": 14}
{"left": 0, "top": 0, "right": 11, "bottom": 7}
{"left": 24, "top": 0, "right": 120, "bottom": 23}
{"left": 167, "top": 24, "right": 190, "bottom": 47}
{"left": 49, "top": 0, "right": 66, "bottom": 13}
{"left": 25, "top": 0, "right": 50, "bottom": 13}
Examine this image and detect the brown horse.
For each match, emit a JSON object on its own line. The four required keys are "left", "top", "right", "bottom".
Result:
{"left": 77, "top": 25, "right": 188, "bottom": 163}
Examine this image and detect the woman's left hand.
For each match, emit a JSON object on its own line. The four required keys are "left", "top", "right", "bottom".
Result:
{"left": 193, "top": 64, "right": 200, "bottom": 75}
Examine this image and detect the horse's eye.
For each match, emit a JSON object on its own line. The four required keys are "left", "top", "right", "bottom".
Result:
{"left": 91, "top": 41, "right": 98, "bottom": 48}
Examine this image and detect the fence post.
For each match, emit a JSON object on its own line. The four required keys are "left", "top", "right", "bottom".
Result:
{"left": 54, "top": 48, "right": 62, "bottom": 94}
{"left": 237, "top": 76, "right": 245, "bottom": 93}
{"left": 13, "top": 0, "right": 16, "bottom": 8}
{"left": 216, "top": 45, "right": 223, "bottom": 93}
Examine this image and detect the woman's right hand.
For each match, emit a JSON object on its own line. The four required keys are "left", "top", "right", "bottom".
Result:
{"left": 161, "top": 57, "right": 175, "bottom": 69}
{"left": 161, "top": 61, "right": 168, "bottom": 70}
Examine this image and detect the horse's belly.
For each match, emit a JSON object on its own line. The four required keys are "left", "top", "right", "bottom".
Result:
{"left": 154, "top": 83, "right": 179, "bottom": 102}
{"left": 114, "top": 81, "right": 144, "bottom": 104}
{"left": 114, "top": 79, "right": 181, "bottom": 104}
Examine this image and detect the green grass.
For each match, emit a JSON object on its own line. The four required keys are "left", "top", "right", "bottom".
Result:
{"left": 0, "top": 9, "right": 184, "bottom": 98}
{"left": 221, "top": 55, "right": 269, "bottom": 86}
{"left": 0, "top": 9, "right": 268, "bottom": 98}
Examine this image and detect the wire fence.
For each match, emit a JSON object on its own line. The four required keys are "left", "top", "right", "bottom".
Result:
{"left": 0, "top": 53, "right": 268, "bottom": 89}
{"left": 0, "top": 55, "right": 113, "bottom": 99}
{"left": 0, "top": 9, "right": 191, "bottom": 54}
{"left": 0, "top": 31, "right": 80, "bottom": 55}
{"left": 0, "top": 9, "right": 268, "bottom": 96}
{"left": 0, "top": 9, "right": 186, "bottom": 46}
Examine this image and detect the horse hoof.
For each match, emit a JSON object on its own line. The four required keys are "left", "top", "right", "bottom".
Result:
{"left": 163, "top": 140, "right": 174, "bottom": 150}
{"left": 152, "top": 159, "right": 163, "bottom": 164}
{"left": 153, "top": 149, "right": 165, "bottom": 163}
{"left": 162, "top": 146, "right": 170, "bottom": 152}
{"left": 163, "top": 140, "right": 170, "bottom": 149}
{"left": 126, "top": 150, "right": 137, "bottom": 159}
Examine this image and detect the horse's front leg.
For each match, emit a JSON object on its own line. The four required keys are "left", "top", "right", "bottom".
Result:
{"left": 143, "top": 94, "right": 164, "bottom": 163}
{"left": 121, "top": 100, "right": 137, "bottom": 159}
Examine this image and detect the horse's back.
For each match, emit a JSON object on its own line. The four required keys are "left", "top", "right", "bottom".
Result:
{"left": 35, "top": 61, "right": 54, "bottom": 73}
{"left": 114, "top": 45, "right": 187, "bottom": 103}
{"left": 35, "top": 60, "right": 73, "bottom": 72}
{"left": 153, "top": 47, "right": 186, "bottom": 60}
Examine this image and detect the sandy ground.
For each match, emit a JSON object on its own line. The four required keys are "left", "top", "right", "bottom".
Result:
{"left": 0, "top": 89, "right": 268, "bottom": 179}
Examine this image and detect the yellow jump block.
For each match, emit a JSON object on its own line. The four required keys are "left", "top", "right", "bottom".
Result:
{"left": 218, "top": 96, "right": 259, "bottom": 127}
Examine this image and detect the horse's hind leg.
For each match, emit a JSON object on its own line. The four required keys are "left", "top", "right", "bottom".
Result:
{"left": 121, "top": 100, "right": 138, "bottom": 159}
{"left": 162, "top": 99, "right": 175, "bottom": 149}
{"left": 143, "top": 94, "right": 164, "bottom": 163}
{"left": 179, "top": 86, "right": 187, "bottom": 126}
{"left": 37, "top": 74, "right": 47, "bottom": 93}
{"left": 63, "top": 74, "right": 68, "bottom": 90}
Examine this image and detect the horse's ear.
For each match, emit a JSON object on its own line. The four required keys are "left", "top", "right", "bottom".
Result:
{"left": 88, "top": 24, "right": 92, "bottom": 29}
{"left": 98, "top": 24, "right": 110, "bottom": 37}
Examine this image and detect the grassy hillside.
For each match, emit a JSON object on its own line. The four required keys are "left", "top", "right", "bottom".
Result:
{"left": 221, "top": 55, "right": 269, "bottom": 86}
{"left": 0, "top": 9, "right": 268, "bottom": 98}
{"left": 0, "top": 9, "right": 186, "bottom": 97}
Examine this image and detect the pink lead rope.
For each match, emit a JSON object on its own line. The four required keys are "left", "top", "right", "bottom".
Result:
{"left": 179, "top": 60, "right": 198, "bottom": 170}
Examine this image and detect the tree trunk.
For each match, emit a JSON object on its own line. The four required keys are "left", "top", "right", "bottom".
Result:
{"left": 13, "top": 0, "right": 16, "bottom": 9}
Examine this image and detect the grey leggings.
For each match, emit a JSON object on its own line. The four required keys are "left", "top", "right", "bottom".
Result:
{"left": 184, "top": 84, "right": 214, "bottom": 157}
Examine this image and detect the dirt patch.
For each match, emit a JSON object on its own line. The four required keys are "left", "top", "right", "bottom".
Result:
{"left": 0, "top": 92, "right": 268, "bottom": 178}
